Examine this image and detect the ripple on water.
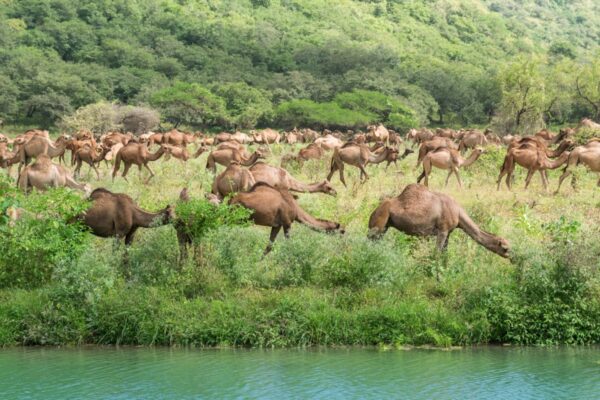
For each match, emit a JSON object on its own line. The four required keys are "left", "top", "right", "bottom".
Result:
{"left": 0, "top": 347, "right": 599, "bottom": 399}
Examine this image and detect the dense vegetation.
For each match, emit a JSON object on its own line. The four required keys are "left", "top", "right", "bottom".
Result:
{"left": 1, "top": 146, "right": 599, "bottom": 347}
{"left": 1, "top": 0, "right": 600, "bottom": 132}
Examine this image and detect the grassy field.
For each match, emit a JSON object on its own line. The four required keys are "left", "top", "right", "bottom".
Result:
{"left": 1, "top": 139, "right": 599, "bottom": 347}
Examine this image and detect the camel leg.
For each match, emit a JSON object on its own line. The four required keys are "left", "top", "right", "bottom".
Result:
{"left": 338, "top": 163, "right": 347, "bottom": 187}
{"left": 145, "top": 164, "right": 155, "bottom": 183}
{"left": 121, "top": 163, "right": 132, "bottom": 181}
{"left": 555, "top": 169, "right": 571, "bottom": 194}
{"left": 283, "top": 225, "right": 291, "bottom": 239}
{"left": 327, "top": 162, "right": 338, "bottom": 183}
{"left": 453, "top": 168, "right": 462, "bottom": 188}
{"left": 496, "top": 169, "right": 506, "bottom": 190}
{"left": 359, "top": 165, "right": 369, "bottom": 182}
{"left": 436, "top": 231, "right": 450, "bottom": 252}
{"left": 417, "top": 170, "right": 426, "bottom": 184}
{"left": 524, "top": 169, "right": 535, "bottom": 189}
{"left": 92, "top": 163, "right": 101, "bottom": 180}
{"left": 540, "top": 170, "right": 549, "bottom": 191}
{"left": 444, "top": 170, "right": 452, "bottom": 187}
{"left": 264, "top": 226, "right": 282, "bottom": 255}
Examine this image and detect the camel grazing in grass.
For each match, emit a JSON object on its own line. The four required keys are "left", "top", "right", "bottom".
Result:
{"left": 18, "top": 154, "right": 91, "bottom": 195}
{"left": 205, "top": 148, "right": 264, "bottom": 173}
{"left": 417, "top": 147, "right": 484, "bottom": 188}
{"left": 416, "top": 137, "right": 458, "bottom": 167}
{"left": 327, "top": 143, "right": 398, "bottom": 186}
{"left": 16, "top": 135, "right": 70, "bottom": 173}
{"left": 82, "top": 188, "right": 175, "bottom": 246}
{"left": 112, "top": 143, "right": 165, "bottom": 182}
{"left": 249, "top": 162, "right": 337, "bottom": 196}
{"left": 555, "top": 141, "right": 600, "bottom": 193}
{"left": 368, "top": 184, "right": 510, "bottom": 258}
{"left": 161, "top": 144, "right": 207, "bottom": 162}
{"left": 230, "top": 183, "right": 343, "bottom": 254}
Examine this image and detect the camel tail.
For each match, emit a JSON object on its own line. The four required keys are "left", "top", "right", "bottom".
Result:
{"left": 17, "top": 168, "right": 28, "bottom": 191}
{"left": 367, "top": 200, "right": 391, "bottom": 239}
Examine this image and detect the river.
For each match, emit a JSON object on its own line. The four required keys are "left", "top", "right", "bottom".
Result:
{"left": 1, "top": 347, "right": 598, "bottom": 399}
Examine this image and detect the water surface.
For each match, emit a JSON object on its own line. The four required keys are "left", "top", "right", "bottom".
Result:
{"left": 0, "top": 347, "right": 598, "bottom": 399}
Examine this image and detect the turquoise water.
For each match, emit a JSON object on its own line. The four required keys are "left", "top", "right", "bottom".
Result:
{"left": 0, "top": 347, "right": 598, "bottom": 399}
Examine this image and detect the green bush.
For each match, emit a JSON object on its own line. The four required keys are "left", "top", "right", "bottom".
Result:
{"left": 0, "top": 182, "right": 90, "bottom": 288}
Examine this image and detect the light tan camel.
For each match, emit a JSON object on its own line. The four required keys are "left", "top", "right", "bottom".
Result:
{"left": 205, "top": 148, "right": 264, "bottom": 173}
{"left": 252, "top": 128, "right": 281, "bottom": 144}
{"left": 249, "top": 162, "right": 337, "bottom": 196}
{"left": 417, "top": 147, "right": 484, "bottom": 187}
{"left": 406, "top": 128, "right": 434, "bottom": 146}
{"left": 366, "top": 124, "right": 389, "bottom": 144}
{"left": 74, "top": 144, "right": 111, "bottom": 179}
{"left": 112, "top": 143, "right": 165, "bottom": 182}
{"left": 212, "top": 162, "right": 256, "bottom": 199}
{"left": 18, "top": 154, "right": 91, "bottom": 195}
{"left": 555, "top": 142, "right": 600, "bottom": 193}
{"left": 161, "top": 144, "right": 206, "bottom": 162}
{"left": 458, "top": 130, "right": 487, "bottom": 152}
{"left": 230, "top": 183, "right": 343, "bottom": 254}
{"left": 17, "top": 135, "right": 70, "bottom": 173}
{"left": 314, "top": 134, "right": 343, "bottom": 150}
{"left": 416, "top": 137, "right": 458, "bottom": 167}
{"left": 82, "top": 188, "right": 175, "bottom": 246}
{"left": 327, "top": 143, "right": 398, "bottom": 186}
{"left": 162, "top": 129, "right": 197, "bottom": 147}
{"left": 496, "top": 143, "right": 570, "bottom": 190}
{"left": 368, "top": 184, "right": 510, "bottom": 258}
{"left": 231, "top": 132, "right": 253, "bottom": 144}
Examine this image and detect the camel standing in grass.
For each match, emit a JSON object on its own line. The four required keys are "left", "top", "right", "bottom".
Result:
{"left": 416, "top": 137, "right": 458, "bottom": 167}
{"left": 368, "top": 184, "right": 510, "bottom": 258}
{"left": 112, "top": 143, "right": 165, "bottom": 182}
{"left": 496, "top": 142, "right": 570, "bottom": 190}
{"left": 205, "top": 149, "right": 264, "bottom": 173}
{"left": 327, "top": 143, "right": 398, "bottom": 186}
{"left": 458, "top": 130, "right": 487, "bottom": 152}
{"left": 230, "top": 183, "right": 343, "bottom": 254}
{"left": 82, "top": 188, "right": 175, "bottom": 246}
{"left": 16, "top": 135, "right": 69, "bottom": 173}
{"left": 417, "top": 147, "right": 484, "bottom": 188}
{"left": 249, "top": 162, "right": 337, "bottom": 196}
{"left": 555, "top": 141, "right": 600, "bottom": 193}
{"left": 74, "top": 144, "right": 111, "bottom": 179}
{"left": 162, "top": 130, "right": 197, "bottom": 147}
{"left": 18, "top": 154, "right": 91, "bottom": 195}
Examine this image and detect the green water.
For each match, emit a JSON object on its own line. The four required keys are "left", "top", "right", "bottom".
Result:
{"left": 0, "top": 347, "right": 598, "bottom": 399}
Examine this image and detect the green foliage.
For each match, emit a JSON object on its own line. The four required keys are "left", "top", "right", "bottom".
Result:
{"left": 275, "top": 99, "right": 376, "bottom": 129}
{"left": 0, "top": 181, "right": 90, "bottom": 289}
{"left": 175, "top": 199, "right": 251, "bottom": 245}
{"left": 149, "top": 82, "right": 226, "bottom": 128}
{"left": 212, "top": 82, "right": 273, "bottom": 129}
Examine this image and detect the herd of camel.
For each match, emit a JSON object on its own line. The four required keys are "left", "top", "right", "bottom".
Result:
{"left": 1, "top": 119, "right": 600, "bottom": 260}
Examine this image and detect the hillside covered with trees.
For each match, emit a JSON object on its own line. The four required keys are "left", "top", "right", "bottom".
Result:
{"left": 0, "top": 0, "right": 599, "bottom": 133}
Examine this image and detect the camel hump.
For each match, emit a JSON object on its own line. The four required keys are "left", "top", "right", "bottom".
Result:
{"left": 248, "top": 182, "right": 277, "bottom": 192}
{"left": 89, "top": 187, "right": 114, "bottom": 199}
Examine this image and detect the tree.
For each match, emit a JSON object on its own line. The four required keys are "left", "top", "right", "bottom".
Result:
{"left": 212, "top": 82, "right": 273, "bottom": 129}
{"left": 149, "top": 82, "right": 227, "bottom": 128}
{"left": 575, "top": 58, "right": 600, "bottom": 120}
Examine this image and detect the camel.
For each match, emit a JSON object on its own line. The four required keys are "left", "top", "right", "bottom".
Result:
{"left": 417, "top": 147, "right": 484, "bottom": 187}
{"left": 407, "top": 128, "right": 434, "bottom": 146}
{"left": 577, "top": 118, "right": 600, "bottom": 132}
{"left": 161, "top": 144, "right": 203, "bottom": 162}
{"left": 416, "top": 137, "right": 458, "bottom": 167}
{"left": 101, "top": 132, "right": 132, "bottom": 148}
{"left": 112, "top": 142, "right": 165, "bottom": 182}
{"left": 435, "top": 128, "right": 457, "bottom": 139}
{"left": 82, "top": 188, "right": 175, "bottom": 246}
{"left": 192, "top": 145, "right": 210, "bottom": 159}
{"left": 212, "top": 162, "right": 256, "bottom": 199}
{"left": 18, "top": 154, "right": 91, "bottom": 195}
{"left": 366, "top": 124, "right": 389, "bottom": 144}
{"left": 496, "top": 143, "right": 570, "bottom": 190}
{"left": 249, "top": 162, "right": 337, "bottom": 196}
{"left": 252, "top": 128, "right": 281, "bottom": 144}
{"left": 214, "top": 132, "right": 233, "bottom": 143}
{"left": 327, "top": 143, "right": 398, "bottom": 186}
{"left": 285, "top": 131, "right": 299, "bottom": 145}
{"left": 555, "top": 142, "right": 600, "bottom": 193}
{"left": 74, "top": 144, "right": 111, "bottom": 179}
{"left": 163, "top": 129, "right": 197, "bottom": 147}
{"left": 17, "top": 135, "right": 69, "bottom": 173}
{"left": 205, "top": 148, "right": 264, "bottom": 173}
{"left": 368, "top": 184, "right": 510, "bottom": 258}
{"left": 230, "top": 183, "right": 343, "bottom": 254}
{"left": 314, "top": 134, "right": 343, "bottom": 150}
{"left": 373, "top": 147, "right": 413, "bottom": 170}
{"left": 458, "top": 130, "right": 487, "bottom": 152}
{"left": 231, "top": 131, "right": 253, "bottom": 144}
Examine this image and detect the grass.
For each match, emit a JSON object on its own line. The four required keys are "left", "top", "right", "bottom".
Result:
{"left": 0, "top": 137, "right": 599, "bottom": 347}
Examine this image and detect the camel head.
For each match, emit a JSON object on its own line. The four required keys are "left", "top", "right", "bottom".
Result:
{"left": 491, "top": 236, "right": 511, "bottom": 259}
{"left": 319, "top": 180, "right": 337, "bottom": 197}
{"left": 205, "top": 193, "right": 221, "bottom": 205}
{"left": 160, "top": 204, "right": 177, "bottom": 224}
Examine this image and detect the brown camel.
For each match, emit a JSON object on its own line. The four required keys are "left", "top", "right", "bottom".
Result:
{"left": 162, "top": 129, "right": 197, "bottom": 147}
{"left": 555, "top": 142, "right": 600, "bottom": 193}
{"left": 249, "top": 162, "right": 337, "bottom": 196}
{"left": 18, "top": 154, "right": 91, "bottom": 195}
{"left": 368, "top": 184, "right": 510, "bottom": 258}
{"left": 314, "top": 134, "right": 343, "bottom": 150}
{"left": 17, "top": 135, "right": 69, "bottom": 173}
{"left": 205, "top": 148, "right": 264, "bottom": 173}
{"left": 366, "top": 124, "right": 390, "bottom": 144}
{"left": 252, "top": 128, "right": 281, "bottom": 144}
{"left": 212, "top": 162, "right": 256, "bottom": 199}
{"left": 496, "top": 143, "right": 570, "bottom": 190}
{"left": 406, "top": 128, "right": 434, "bottom": 146}
{"left": 82, "top": 188, "right": 175, "bottom": 246}
{"left": 327, "top": 143, "right": 398, "bottom": 186}
{"left": 161, "top": 144, "right": 206, "bottom": 162}
{"left": 230, "top": 183, "right": 343, "bottom": 254}
{"left": 74, "top": 144, "right": 111, "bottom": 179}
{"left": 112, "top": 143, "right": 165, "bottom": 182}
{"left": 416, "top": 137, "right": 458, "bottom": 167}
{"left": 417, "top": 147, "right": 484, "bottom": 187}
{"left": 458, "top": 130, "right": 487, "bottom": 152}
